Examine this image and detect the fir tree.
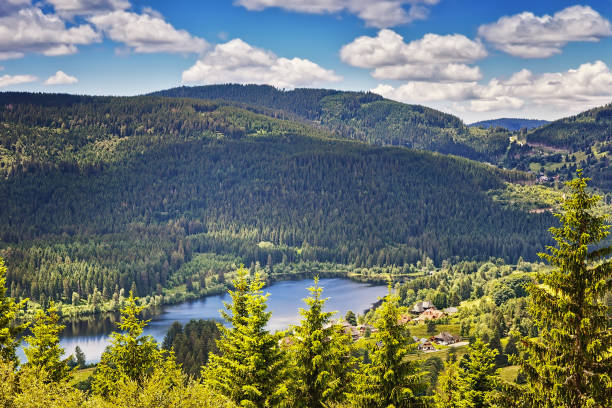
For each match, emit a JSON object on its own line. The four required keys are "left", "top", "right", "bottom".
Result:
{"left": 92, "top": 292, "right": 163, "bottom": 397}
{"left": 285, "top": 277, "right": 355, "bottom": 407}
{"left": 23, "top": 302, "right": 72, "bottom": 383}
{"left": 74, "top": 346, "right": 86, "bottom": 368}
{"left": 348, "top": 288, "right": 430, "bottom": 407}
{"left": 0, "top": 257, "right": 29, "bottom": 363}
{"left": 203, "top": 266, "right": 286, "bottom": 408}
{"left": 515, "top": 172, "right": 612, "bottom": 408}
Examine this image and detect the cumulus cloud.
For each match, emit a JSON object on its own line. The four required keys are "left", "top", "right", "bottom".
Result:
{"left": 0, "top": 73, "right": 37, "bottom": 87}
{"left": 45, "top": 0, "right": 130, "bottom": 17}
{"left": 88, "top": 10, "right": 208, "bottom": 54}
{"left": 0, "top": 7, "right": 101, "bottom": 58}
{"left": 372, "top": 61, "right": 612, "bottom": 115}
{"left": 478, "top": 5, "right": 612, "bottom": 58}
{"left": 341, "top": 29, "right": 486, "bottom": 82}
{"left": 235, "top": 0, "right": 440, "bottom": 28}
{"left": 182, "top": 38, "right": 341, "bottom": 89}
{"left": 44, "top": 70, "right": 78, "bottom": 85}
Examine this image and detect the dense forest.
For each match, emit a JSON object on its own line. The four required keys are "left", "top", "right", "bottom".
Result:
{"left": 151, "top": 84, "right": 512, "bottom": 163}
{"left": 0, "top": 93, "right": 554, "bottom": 308}
{"left": 0, "top": 173, "right": 609, "bottom": 407}
{"left": 468, "top": 118, "right": 549, "bottom": 131}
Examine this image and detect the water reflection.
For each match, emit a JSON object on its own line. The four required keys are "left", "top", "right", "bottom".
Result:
{"left": 21, "top": 278, "right": 387, "bottom": 364}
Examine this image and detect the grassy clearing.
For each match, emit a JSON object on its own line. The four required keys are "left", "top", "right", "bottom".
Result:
{"left": 70, "top": 367, "right": 95, "bottom": 385}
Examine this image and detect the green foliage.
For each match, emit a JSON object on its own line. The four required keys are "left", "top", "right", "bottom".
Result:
{"left": 0, "top": 257, "right": 28, "bottom": 363}
{"left": 344, "top": 310, "right": 357, "bottom": 326}
{"left": 23, "top": 303, "right": 72, "bottom": 382}
{"left": 162, "top": 319, "right": 220, "bottom": 378}
{"left": 92, "top": 292, "right": 164, "bottom": 397}
{"left": 284, "top": 277, "right": 355, "bottom": 407}
{"left": 74, "top": 346, "right": 86, "bottom": 368}
{"left": 203, "top": 266, "right": 286, "bottom": 407}
{"left": 0, "top": 361, "right": 85, "bottom": 408}
{"left": 436, "top": 340, "right": 500, "bottom": 408}
{"left": 515, "top": 172, "right": 612, "bottom": 408}
{"left": 348, "top": 288, "right": 430, "bottom": 407}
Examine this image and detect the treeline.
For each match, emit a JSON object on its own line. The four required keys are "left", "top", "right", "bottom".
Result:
{"left": 152, "top": 84, "right": 512, "bottom": 162}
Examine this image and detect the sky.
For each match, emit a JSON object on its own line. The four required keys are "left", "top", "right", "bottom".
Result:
{"left": 2, "top": 0, "right": 612, "bottom": 123}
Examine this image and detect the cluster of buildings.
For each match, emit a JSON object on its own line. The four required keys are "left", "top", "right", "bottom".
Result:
{"left": 415, "top": 332, "right": 462, "bottom": 351}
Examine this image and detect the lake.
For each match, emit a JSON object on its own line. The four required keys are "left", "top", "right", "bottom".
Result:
{"left": 25, "top": 278, "right": 387, "bottom": 364}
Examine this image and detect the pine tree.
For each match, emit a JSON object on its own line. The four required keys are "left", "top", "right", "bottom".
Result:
{"left": 203, "top": 266, "right": 286, "bottom": 408}
{"left": 23, "top": 302, "right": 72, "bottom": 383}
{"left": 348, "top": 288, "right": 430, "bottom": 407}
{"left": 92, "top": 291, "right": 163, "bottom": 397}
{"left": 436, "top": 339, "right": 499, "bottom": 408}
{"left": 285, "top": 277, "right": 355, "bottom": 407}
{"left": 0, "top": 257, "right": 29, "bottom": 363}
{"left": 74, "top": 346, "right": 86, "bottom": 368}
{"left": 515, "top": 172, "right": 612, "bottom": 408}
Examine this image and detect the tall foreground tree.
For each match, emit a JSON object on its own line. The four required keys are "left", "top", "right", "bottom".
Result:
{"left": 0, "top": 257, "right": 28, "bottom": 363}
{"left": 516, "top": 172, "right": 612, "bottom": 408}
{"left": 23, "top": 303, "right": 72, "bottom": 383}
{"left": 284, "top": 277, "right": 355, "bottom": 407}
{"left": 93, "top": 292, "right": 164, "bottom": 397}
{"left": 203, "top": 266, "right": 286, "bottom": 408}
{"left": 348, "top": 288, "right": 430, "bottom": 407}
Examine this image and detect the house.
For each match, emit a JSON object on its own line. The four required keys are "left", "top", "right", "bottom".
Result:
{"left": 432, "top": 332, "right": 461, "bottom": 346}
{"left": 411, "top": 300, "right": 435, "bottom": 314}
{"left": 415, "top": 308, "right": 445, "bottom": 321}
{"left": 418, "top": 341, "right": 436, "bottom": 351}
{"left": 356, "top": 324, "right": 377, "bottom": 337}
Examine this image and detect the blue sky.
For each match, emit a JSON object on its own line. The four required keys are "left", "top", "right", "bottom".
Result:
{"left": 2, "top": 0, "right": 612, "bottom": 122}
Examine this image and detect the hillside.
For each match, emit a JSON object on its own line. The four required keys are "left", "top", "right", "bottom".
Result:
{"left": 526, "top": 103, "right": 612, "bottom": 150}
{"left": 469, "top": 118, "right": 549, "bottom": 131}
{"left": 0, "top": 92, "right": 552, "bottom": 306}
{"left": 151, "top": 84, "right": 511, "bottom": 163}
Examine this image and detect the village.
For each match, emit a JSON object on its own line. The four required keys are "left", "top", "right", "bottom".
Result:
{"left": 336, "top": 300, "right": 466, "bottom": 352}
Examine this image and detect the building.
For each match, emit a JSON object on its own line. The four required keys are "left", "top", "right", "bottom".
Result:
{"left": 431, "top": 332, "right": 461, "bottom": 346}
{"left": 418, "top": 340, "right": 436, "bottom": 351}
{"left": 411, "top": 300, "right": 435, "bottom": 314}
{"left": 415, "top": 308, "right": 445, "bottom": 321}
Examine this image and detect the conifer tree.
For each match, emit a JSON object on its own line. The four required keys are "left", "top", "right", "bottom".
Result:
{"left": 285, "top": 277, "right": 355, "bottom": 407}
{"left": 92, "top": 292, "right": 162, "bottom": 397}
{"left": 347, "top": 288, "right": 430, "bottom": 407}
{"left": 23, "top": 302, "right": 72, "bottom": 383}
{"left": 0, "top": 257, "right": 29, "bottom": 363}
{"left": 435, "top": 339, "right": 499, "bottom": 408}
{"left": 515, "top": 172, "right": 612, "bottom": 408}
{"left": 203, "top": 266, "right": 286, "bottom": 408}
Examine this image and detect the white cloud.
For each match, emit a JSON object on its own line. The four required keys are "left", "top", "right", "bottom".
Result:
{"left": 0, "top": 7, "right": 100, "bottom": 58}
{"left": 182, "top": 38, "right": 341, "bottom": 89}
{"left": 44, "top": 70, "right": 78, "bottom": 85}
{"left": 478, "top": 5, "right": 612, "bottom": 58}
{"left": 0, "top": 73, "right": 37, "bottom": 87}
{"left": 45, "top": 0, "right": 130, "bottom": 17}
{"left": 235, "top": 0, "right": 440, "bottom": 28}
{"left": 341, "top": 29, "right": 486, "bottom": 82}
{"left": 88, "top": 10, "right": 208, "bottom": 54}
{"left": 372, "top": 61, "right": 612, "bottom": 116}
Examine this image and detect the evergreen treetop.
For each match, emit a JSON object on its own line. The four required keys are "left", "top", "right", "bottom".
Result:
{"left": 0, "top": 257, "right": 29, "bottom": 363}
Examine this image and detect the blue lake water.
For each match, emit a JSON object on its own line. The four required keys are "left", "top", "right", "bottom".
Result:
{"left": 20, "top": 278, "right": 387, "bottom": 364}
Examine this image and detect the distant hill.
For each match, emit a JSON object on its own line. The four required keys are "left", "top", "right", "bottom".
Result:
{"left": 526, "top": 103, "right": 612, "bottom": 150}
{"left": 151, "top": 84, "right": 511, "bottom": 163}
{"left": 0, "top": 92, "right": 551, "bottom": 305}
{"left": 469, "top": 118, "right": 549, "bottom": 131}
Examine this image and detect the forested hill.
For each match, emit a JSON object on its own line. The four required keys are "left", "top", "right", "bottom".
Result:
{"left": 0, "top": 92, "right": 552, "bottom": 305}
{"left": 151, "top": 84, "right": 511, "bottom": 163}
{"left": 526, "top": 103, "right": 612, "bottom": 150}
{"left": 469, "top": 118, "right": 549, "bottom": 131}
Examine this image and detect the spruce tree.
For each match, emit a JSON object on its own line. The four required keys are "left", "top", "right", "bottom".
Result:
{"left": 348, "top": 288, "right": 430, "bottom": 407}
{"left": 0, "top": 257, "right": 29, "bottom": 363}
{"left": 92, "top": 292, "right": 162, "bottom": 397}
{"left": 23, "top": 302, "right": 72, "bottom": 383}
{"left": 285, "top": 277, "right": 355, "bottom": 407}
{"left": 515, "top": 172, "right": 612, "bottom": 408}
{"left": 203, "top": 266, "right": 286, "bottom": 408}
